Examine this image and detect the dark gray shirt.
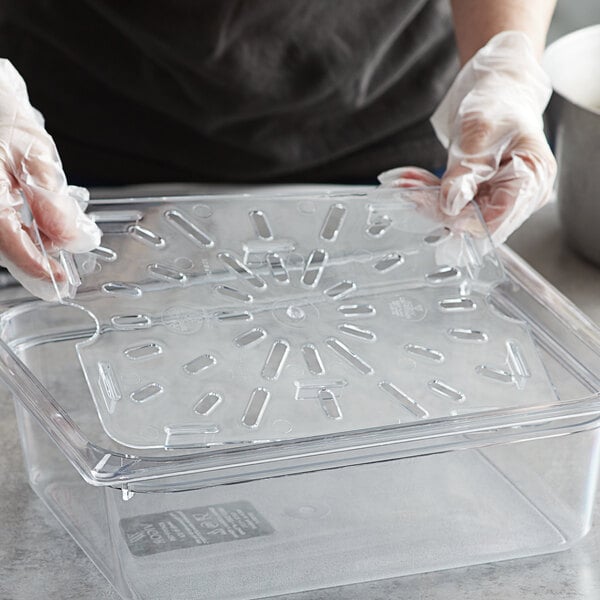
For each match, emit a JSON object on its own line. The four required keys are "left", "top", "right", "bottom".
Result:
{"left": 0, "top": 0, "right": 458, "bottom": 184}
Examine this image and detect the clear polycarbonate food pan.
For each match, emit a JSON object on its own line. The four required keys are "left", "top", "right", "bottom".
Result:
{"left": 2, "top": 187, "right": 600, "bottom": 600}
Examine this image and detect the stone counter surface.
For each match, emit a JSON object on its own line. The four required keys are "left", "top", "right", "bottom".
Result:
{"left": 1, "top": 199, "right": 600, "bottom": 600}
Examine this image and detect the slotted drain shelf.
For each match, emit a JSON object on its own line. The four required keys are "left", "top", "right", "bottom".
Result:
{"left": 53, "top": 187, "right": 557, "bottom": 449}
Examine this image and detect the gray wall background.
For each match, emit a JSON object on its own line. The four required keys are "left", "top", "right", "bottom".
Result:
{"left": 549, "top": 0, "right": 600, "bottom": 41}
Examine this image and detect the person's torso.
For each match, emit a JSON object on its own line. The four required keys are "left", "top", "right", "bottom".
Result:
{"left": 0, "top": 0, "right": 458, "bottom": 183}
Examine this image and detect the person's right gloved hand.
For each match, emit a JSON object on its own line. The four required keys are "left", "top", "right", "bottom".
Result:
{"left": 378, "top": 32, "right": 556, "bottom": 251}
{"left": 0, "top": 59, "right": 101, "bottom": 300}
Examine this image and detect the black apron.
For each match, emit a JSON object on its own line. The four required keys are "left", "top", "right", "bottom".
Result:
{"left": 0, "top": 0, "right": 458, "bottom": 184}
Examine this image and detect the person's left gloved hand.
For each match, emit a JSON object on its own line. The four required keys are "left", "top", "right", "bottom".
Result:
{"left": 0, "top": 59, "right": 102, "bottom": 300}
{"left": 379, "top": 31, "right": 557, "bottom": 247}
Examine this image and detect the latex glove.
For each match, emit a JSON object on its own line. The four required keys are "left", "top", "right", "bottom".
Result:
{"left": 0, "top": 59, "right": 101, "bottom": 300}
{"left": 379, "top": 31, "right": 557, "bottom": 248}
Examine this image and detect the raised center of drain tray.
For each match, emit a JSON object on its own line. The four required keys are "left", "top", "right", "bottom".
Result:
{"left": 65, "top": 189, "right": 556, "bottom": 449}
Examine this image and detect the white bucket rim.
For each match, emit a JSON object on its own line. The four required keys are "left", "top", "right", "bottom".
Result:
{"left": 543, "top": 24, "right": 600, "bottom": 116}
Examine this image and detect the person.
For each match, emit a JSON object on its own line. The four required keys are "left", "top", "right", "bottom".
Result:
{"left": 0, "top": 0, "right": 557, "bottom": 299}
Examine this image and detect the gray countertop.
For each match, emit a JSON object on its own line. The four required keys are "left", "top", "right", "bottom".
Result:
{"left": 1, "top": 196, "right": 600, "bottom": 600}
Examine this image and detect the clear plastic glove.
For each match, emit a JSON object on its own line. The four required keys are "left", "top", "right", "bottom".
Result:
{"left": 0, "top": 59, "right": 101, "bottom": 300}
{"left": 379, "top": 31, "right": 557, "bottom": 248}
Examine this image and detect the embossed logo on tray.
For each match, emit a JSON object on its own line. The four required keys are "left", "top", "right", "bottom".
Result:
{"left": 388, "top": 296, "right": 426, "bottom": 321}
{"left": 162, "top": 305, "right": 205, "bottom": 334}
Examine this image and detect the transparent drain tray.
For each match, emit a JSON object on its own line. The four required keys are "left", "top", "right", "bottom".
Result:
{"left": 58, "top": 188, "right": 557, "bottom": 449}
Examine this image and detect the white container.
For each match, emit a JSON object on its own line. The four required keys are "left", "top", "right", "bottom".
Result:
{"left": 2, "top": 189, "right": 600, "bottom": 600}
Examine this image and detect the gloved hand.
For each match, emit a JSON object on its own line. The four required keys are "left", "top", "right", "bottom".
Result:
{"left": 0, "top": 59, "right": 101, "bottom": 300}
{"left": 379, "top": 31, "right": 557, "bottom": 248}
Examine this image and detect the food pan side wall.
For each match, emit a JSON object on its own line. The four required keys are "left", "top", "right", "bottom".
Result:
{"left": 14, "top": 396, "right": 600, "bottom": 600}
{"left": 12, "top": 401, "right": 136, "bottom": 599}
